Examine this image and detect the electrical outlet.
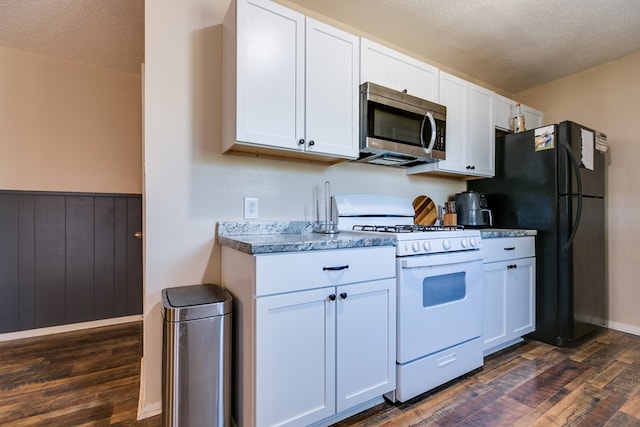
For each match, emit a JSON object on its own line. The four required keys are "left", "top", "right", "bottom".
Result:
{"left": 244, "top": 197, "right": 259, "bottom": 219}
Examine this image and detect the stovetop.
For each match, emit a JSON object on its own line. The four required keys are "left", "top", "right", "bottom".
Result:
{"left": 349, "top": 224, "right": 481, "bottom": 256}
{"left": 333, "top": 194, "right": 482, "bottom": 256}
{"left": 352, "top": 224, "right": 466, "bottom": 233}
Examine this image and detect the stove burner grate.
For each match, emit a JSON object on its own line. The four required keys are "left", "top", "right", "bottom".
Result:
{"left": 352, "top": 224, "right": 466, "bottom": 233}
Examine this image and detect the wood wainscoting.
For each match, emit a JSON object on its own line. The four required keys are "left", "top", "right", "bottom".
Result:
{"left": 0, "top": 190, "right": 142, "bottom": 334}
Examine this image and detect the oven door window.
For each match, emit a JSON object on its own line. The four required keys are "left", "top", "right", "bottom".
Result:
{"left": 368, "top": 102, "right": 433, "bottom": 147}
{"left": 423, "top": 272, "right": 465, "bottom": 307}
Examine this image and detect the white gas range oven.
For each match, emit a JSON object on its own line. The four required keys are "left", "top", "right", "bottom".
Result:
{"left": 334, "top": 194, "right": 484, "bottom": 402}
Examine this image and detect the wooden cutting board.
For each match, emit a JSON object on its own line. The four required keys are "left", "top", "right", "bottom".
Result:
{"left": 413, "top": 195, "right": 437, "bottom": 225}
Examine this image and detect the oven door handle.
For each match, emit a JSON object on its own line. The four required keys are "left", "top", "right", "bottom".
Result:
{"left": 400, "top": 251, "right": 483, "bottom": 269}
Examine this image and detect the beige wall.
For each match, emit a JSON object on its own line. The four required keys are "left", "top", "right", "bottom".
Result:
{"left": 0, "top": 46, "right": 142, "bottom": 194}
{"left": 516, "top": 53, "right": 640, "bottom": 335}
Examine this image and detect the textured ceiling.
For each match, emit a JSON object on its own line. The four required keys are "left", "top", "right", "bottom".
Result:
{"left": 1, "top": 0, "right": 639, "bottom": 93}
{"left": 285, "top": 0, "right": 640, "bottom": 93}
{"left": 0, "top": 0, "right": 144, "bottom": 75}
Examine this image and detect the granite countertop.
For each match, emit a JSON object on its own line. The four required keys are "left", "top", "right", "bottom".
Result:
{"left": 479, "top": 228, "right": 537, "bottom": 239}
{"left": 217, "top": 221, "right": 396, "bottom": 255}
{"left": 218, "top": 221, "right": 536, "bottom": 254}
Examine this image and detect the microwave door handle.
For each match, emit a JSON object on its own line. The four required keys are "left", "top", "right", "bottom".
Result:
{"left": 420, "top": 111, "right": 437, "bottom": 154}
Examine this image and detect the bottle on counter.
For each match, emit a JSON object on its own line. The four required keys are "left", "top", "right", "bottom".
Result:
{"left": 513, "top": 102, "right": 526, "bottom": 133}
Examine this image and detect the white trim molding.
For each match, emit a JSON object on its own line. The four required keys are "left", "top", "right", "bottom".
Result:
{"left": 606, "top": 321, "right": 640, "bottom": 337}
{"left": 0, "top": 315, "right": 142, "bottom": 343}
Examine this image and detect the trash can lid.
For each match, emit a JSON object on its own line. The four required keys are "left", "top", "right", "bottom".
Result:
{"left": 162, "top": 284, "right": 232, "bottom": 322}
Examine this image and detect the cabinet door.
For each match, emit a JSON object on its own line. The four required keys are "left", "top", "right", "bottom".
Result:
{"left": 493, "top": 95, "right": 544, "bottom": 132}
{"left": 305, "top": 18, "right": 359, "bottom": 158}
{"left": 483, "top": 261, "right": 509, "bottom": 351}
{"left": 467, "top": 83, "right": 495, "bottom": 177}
{"left": 522, "top": 105, "right": 544, "bottom": 129}
{"left": 336, "top": 279, "right": 396, "bottom": 412}
{"left": 256, "top": 288, "right": 335, "bottom": 426}
{"left": 509, "top": 257, "right": 536, "bottom": 337}
{"left": 436, "top": 71, "right": 468, "bottom": 173}
{"left": 236, "top": 0, "right": 305, "bottom": 150}
{"left": 494, "top": 94, "right": 514, "bottom": 131}
{"left": 360, "top": 38, "right": 439, "bottom": 101}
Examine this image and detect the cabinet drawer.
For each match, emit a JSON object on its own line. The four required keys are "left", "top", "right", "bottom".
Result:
{"left": 255, "top": 246, "right": 395, "bottom": 296}
{"left": 482, "top": 236, "right": 535, "bottom": 263}
{"left": 396, "top": 337, "right": 483, "bottom": 402}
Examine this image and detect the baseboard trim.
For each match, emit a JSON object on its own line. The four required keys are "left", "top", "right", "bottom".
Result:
{"left": 137, "top": 357, "right": 162, "bottom": 420}
{"left": 0, "top": 315, "right": 142, "bottom": 342}
{"left": 606, "top": 321, "right": 640, "bottom": 337}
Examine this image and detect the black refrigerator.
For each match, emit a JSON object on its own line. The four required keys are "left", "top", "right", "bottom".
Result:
{"left": 470, "top": 121, "right": 607, "bottom": 346}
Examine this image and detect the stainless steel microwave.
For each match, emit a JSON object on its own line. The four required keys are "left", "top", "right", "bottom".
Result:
{"left": 357, "top": 82, "right": 446, "bottom": 167}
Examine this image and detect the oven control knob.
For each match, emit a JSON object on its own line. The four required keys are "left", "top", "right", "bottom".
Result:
{"left": 469, "top": 237, "right": 477, "bottom": 247}
{"left": 442, "top": 239, "right": 451, "bottom": 250}
{"left": 461, "top": 238, "right": 468, "bottom": 248}
{"left": 412, "top": 241, "right": 421, "bottom": 253}
{"left": 423, "top": 241, "right": 431, "bottom": 251}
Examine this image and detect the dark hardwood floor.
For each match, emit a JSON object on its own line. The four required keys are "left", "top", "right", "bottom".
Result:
{"left": 1, "top": 322, "right": 640, "bottom": 426}
{"left": 335, "top": 328, "right": 640, "bottom": 426}
{"left": 0, "top": 321, "right": 161, "bottom": 426}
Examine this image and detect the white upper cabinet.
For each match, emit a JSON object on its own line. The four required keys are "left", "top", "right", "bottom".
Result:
{"left": 234, "top": 0, "right": 303, "bottom": 151}
{"left": 223, "top": 0, "right": 359, "bottom": 162}
{"left": 360, "top": 38, "right": 439, "bottom": 102}
{"left": 467, "top": 83, "right": 495, "bottom": 176}
{"left": 494, "top": 94, "right": 544, "bottom": 132}
{"left": 522, "top": 104, "right": 544, "bottom": 129}
{"left": 433, "top": 72, "right": 467, "bottom": 173}
{"left": 408, "top": 71, "right": 494, "bottom": 178}
{"left": 305, "top": 18, "right": 360, "bottom": 158}
{"left": 494, "top": 94, "right": 515, "bottom": 131}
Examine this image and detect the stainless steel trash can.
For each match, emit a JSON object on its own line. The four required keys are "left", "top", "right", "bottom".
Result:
{"left": 162, "top": 284, "right": 232, "bottom": 427}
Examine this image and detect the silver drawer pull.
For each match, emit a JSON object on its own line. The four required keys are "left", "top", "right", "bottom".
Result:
{"left": 322, "top": 265, "right": 349, "bottom": 271}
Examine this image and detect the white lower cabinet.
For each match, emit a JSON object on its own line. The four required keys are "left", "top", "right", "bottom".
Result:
{"left": 336, "top": 280, "right": 396, "bottom": 412}
{"left": 256, "top": 287, "right": 336, "bottom": 426}
{"left": 482, "top": 237, "right": 536, "bottom": 355}
{"left": 222, "top": 246, "right": 396, "bottom": 427}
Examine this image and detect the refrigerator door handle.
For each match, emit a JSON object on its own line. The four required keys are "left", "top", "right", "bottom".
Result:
{"left": 561, "top": 142, "right": 583, "bottom": 252}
